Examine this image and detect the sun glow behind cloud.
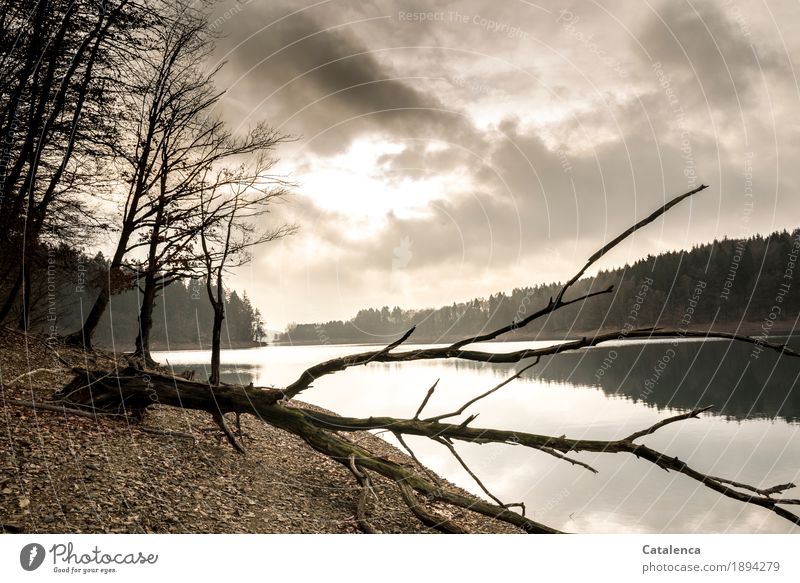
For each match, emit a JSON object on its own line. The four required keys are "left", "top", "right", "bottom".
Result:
{"left": 296, "top": 137, "right": 470, "bottom": 229}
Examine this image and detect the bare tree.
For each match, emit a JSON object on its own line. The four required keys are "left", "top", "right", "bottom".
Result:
{"left": 129, "top": 120, "right": 297, "bottom": 363}
{"left": 52, "top": 184, "right": 800, "bottom": 533}
{"left": 198, "top": 163, "right": 296, "bottom": 387}
{"left": 0, "top": 0, "right": 141, "bottom": 325}
{"left": 191, "top": 162, "right": 295, "bottom": 452}
{"left": 64, "top": 0, "right": 292, "bottom": 357}
{"left": 65, "top": 0, "right": 216, "bottom": 348}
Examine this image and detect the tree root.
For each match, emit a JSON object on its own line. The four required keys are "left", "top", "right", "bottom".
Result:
{"left": 398, "top": 482, "right": 468, "bottom": 533}
{"left": 347, "top": 454, "right": 381, "bottom": 534}
{"left": 213, "top": 411, "right": 246, "bottom": 454}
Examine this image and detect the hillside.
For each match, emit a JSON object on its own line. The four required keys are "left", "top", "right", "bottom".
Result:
{"left": 281, "top": 230, "right": 800, "bottom": 345}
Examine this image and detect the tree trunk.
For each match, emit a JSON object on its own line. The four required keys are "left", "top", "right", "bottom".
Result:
{"left": 133, "top": 274, "right": 157, "bottom": 363}
{"left": 17, "top": 262, "right": 32, "bottom": 330}
{"left": 0, "top": 267, "right": 23, "bottom": 323}
{"left": 209, "top": 302, "right": 224, "bottom": 386}
{"left": 65, "top": 102, "right": 158, "bottom": 347}
{"left": 71, "top": 284, "right": 108, "bottom": 349}
{"left": 66, "top": 221, "right": 135, "bottom": 348}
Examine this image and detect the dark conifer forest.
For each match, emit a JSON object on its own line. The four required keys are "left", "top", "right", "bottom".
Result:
{"left": 16, "top": 246, "right": 266, "bottom": 349}
{"left": 282, "top": 230, "right": 800, "bottom": 344}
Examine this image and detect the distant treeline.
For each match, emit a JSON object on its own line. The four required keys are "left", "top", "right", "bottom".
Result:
{"left": 281, "top": 230, "right": 800, "bottom": 344}
{"left": 17, "top": 246, "right": 265, "bottom": 350}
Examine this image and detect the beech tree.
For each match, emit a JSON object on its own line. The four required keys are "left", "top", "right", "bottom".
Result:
{"left": 65, "top": 1, "right": 208, "bottom": 348}
{"left": 0, "top": 0, "right": 141, "bottom": 326}
{"left": 66, "top": 0, "right": 261, "bottom": 352}
{"left": 128, "top": 119, "right": 293, "bottom": 363}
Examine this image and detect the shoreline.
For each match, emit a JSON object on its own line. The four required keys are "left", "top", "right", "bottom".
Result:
{"left": 97, "top": 339, "right": 269, "bottom": 352}
{"left": 270, "top": 321, "right": 799, "bottom": 348}
{"left": 92, "top": 323, "right": 800, "bottom": 352}
{"left": 0, "top": 327, "right": 511, "bottom": 534}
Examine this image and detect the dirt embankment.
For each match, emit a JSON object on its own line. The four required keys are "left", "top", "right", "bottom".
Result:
{"left": 0, "top": 328, "right": 511, "bottom": 534}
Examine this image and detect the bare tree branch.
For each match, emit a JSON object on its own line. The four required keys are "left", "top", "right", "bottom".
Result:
{"left": 424, "top": 357, "right": 541, "bottom": 423}
{"left": 413, "top": 379, "right": 439, "bottom": 420}
{"left": 283, "top": 326, "right": 799, "bottom": 400}
{"left": 433, "top": 436, "right": 526, "bottom": 514}
{"left": 398, "top": 481, "right": 469, "bottom": 534}
{"left": 392, "top": 432, "right": 443, "bottom": 485}
{"left": 293, "top": 405, "right": 800, "bottom": 526}
{"left": 553, "top": 184, "right": 709, "bottom": 306}
{"left": 625, "top": 405, "right": 715, "bottom": 441}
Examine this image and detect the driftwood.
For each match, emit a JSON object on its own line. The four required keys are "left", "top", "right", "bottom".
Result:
{"left": 51, "top": 185, "right": 800, "bottom": 533}
{"left": 55, "top": 366, "right": 559, "bottom": 533}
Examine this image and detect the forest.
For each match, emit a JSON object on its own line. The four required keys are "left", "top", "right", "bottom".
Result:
{"left": 0, "top": 0, "right": 292, "bottom": 365}
{"left": 14, "top": 246, "right": 266, "bottom": 350}
{"left": 282, "top": 230, "right": 800, "bottom": 344}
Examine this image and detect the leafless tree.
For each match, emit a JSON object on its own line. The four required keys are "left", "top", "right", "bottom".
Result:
{"left": 198, "top": 162, "right": 296, "bottom": 388}
{"left": 194, "top": 161, "right": 296, "bottom": 451}
{"left": 128, "top": 118, "right": 294, "bottom": 363}
{"left": 66, "top": 0, "right": 235, "bottom": 350}
{"left": 0, "top": 0, "right": 142, "bottom": 325}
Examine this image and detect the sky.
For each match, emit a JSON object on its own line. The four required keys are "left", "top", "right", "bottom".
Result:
{"left": 204, "top": 0, "right": 800, "bottom": 329}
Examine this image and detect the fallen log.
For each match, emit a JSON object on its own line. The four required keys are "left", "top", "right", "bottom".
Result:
{"left": 56, "top": 366, "right": 284, "bottom": 415}
{"left": 53, "top": 366, "right": 561, "bottom": 534}
{"left": 53, "top": 361, "right": 800, "bottom": 533}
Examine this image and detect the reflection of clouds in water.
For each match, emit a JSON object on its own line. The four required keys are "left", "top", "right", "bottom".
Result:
{"left": 153, "top": 340, "right": 800, "bottom": 532}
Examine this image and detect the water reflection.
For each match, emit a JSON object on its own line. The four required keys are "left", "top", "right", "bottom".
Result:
{"left": 153, "top": 339, "right": 800, "bottom": 533}
{"left": 210, "top": 339, "right": 800, "bottom": 422}
{"left": 490, "top": 339, "right": 799, "bottom": 423}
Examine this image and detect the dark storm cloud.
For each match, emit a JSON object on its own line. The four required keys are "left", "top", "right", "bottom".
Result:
{"left": 295, "top": 110, "right": 778, "bottom": 285}
{"left": 639, "top": 1, "right": 782, "bottom": 111}
{"left": 216, "top": 3, "right": 478, "bottom": 154}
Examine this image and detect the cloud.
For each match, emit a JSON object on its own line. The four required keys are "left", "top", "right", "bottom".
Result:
{"left": 215, "top": 4, "right": 479, "bottom": 155}
{"left": 639, "top": 1, "right": 783, "bottom": 111}
{"left": 211, "top": 0, "right": 800, "bottom": 327}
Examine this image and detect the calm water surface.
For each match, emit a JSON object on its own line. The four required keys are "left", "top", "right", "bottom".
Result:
{"left": 153, "top": 338, "right": 800, "bottom": 533}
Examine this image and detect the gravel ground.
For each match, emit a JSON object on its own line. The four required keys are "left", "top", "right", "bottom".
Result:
{"left": 0, "top": 328, "right": 515, "bottom": 534}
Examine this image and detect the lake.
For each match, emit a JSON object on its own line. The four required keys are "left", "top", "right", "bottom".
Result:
{"left": 153, "top": 337, "right": 800, "bottom": 534}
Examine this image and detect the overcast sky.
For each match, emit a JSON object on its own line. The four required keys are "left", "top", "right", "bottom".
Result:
{"left": 205, "top": 0, "right": 800, "bottom": 329}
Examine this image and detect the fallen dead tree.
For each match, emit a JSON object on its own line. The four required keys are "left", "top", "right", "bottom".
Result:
{"left": 50, "top": 185, "right": 800, "bottom": 533}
